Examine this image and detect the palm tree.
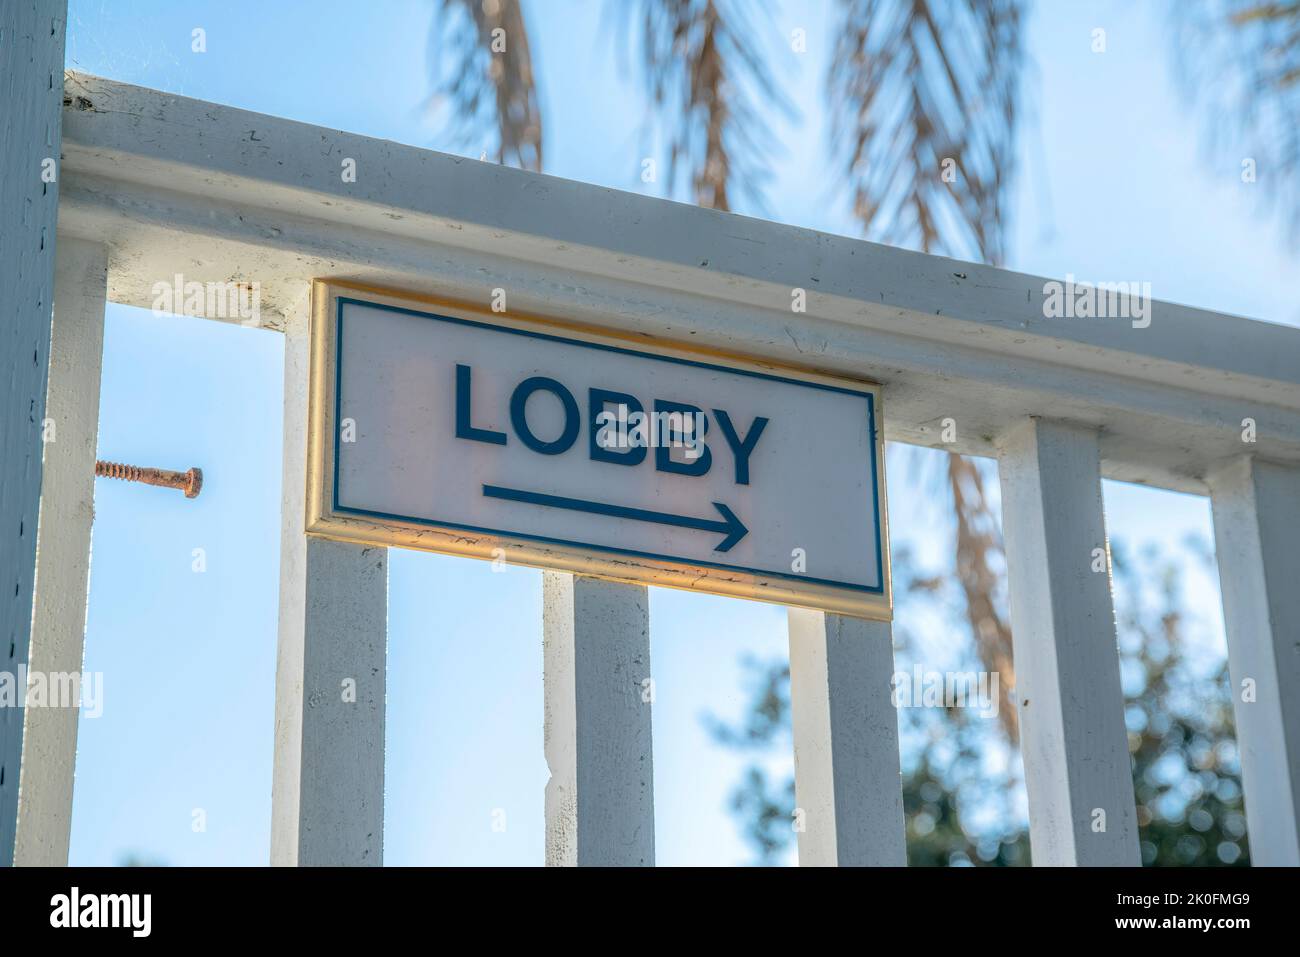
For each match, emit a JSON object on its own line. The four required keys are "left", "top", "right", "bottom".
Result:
{"left": 429, "top": 0, "right": 1023, "bottom": 740}
{"left": 426, "top": 0, "right": 1294, "bottom": 860}
{"left": 427, "top": 0, "right": 542, "bottom": 170}
{"left": 824, "top": 0, "right": 1023, "bottom": 739}
{"left": 1174, "top": 0, "right": 1300, "bottom": 239}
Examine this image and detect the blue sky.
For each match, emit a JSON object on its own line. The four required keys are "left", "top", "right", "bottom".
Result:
{"left": 60, "top": 0, "right": 1295, "bottom": 866}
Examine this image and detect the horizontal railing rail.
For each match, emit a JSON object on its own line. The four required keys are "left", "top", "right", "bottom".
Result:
{"left": 56, "top": 73, "right": 1300, "bottom": 495}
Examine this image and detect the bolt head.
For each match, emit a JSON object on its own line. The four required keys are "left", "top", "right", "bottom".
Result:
{"left": 185, "top": 468, "right": 203, "bottom": 499}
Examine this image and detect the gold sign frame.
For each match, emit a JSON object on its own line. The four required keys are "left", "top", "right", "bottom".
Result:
{"left": 305, "top": 280, "right": 892, "bottom": 620}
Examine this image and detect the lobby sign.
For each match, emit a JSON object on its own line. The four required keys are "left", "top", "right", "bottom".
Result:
{"left": 306, "top": 282, "right": 891, "bottom": 618}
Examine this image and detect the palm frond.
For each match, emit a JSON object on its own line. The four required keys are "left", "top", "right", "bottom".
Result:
{"left": 615, "top": 0, "right": 794, "bottom": 211}
{"left": 829, "top": 1, "right": 1023, "bottom": 739}
{"left": 1173, "top": 0, "right": 1300, "bottom": 240}
{"left": 428, "top": 0, "right": 543, "bottom": 170}
{"left": 948, "top": 455, "right": 1017, "bottom": 741}
{"left": 828, "top": 0, "right": 1023, "bottom": 264}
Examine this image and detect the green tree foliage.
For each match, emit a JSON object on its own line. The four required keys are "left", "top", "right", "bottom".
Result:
{"left": 709, "top": 532, "right": 1248, "bottom": 867}
{"left": 1116, "top": 539, "right": 1249, "bottom": 866}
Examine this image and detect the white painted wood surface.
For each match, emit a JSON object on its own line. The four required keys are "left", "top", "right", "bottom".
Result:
{"left": 543, "top": 572, "right": 654, "bottom": 866}
{"left": 54, "top": 74, "right": 1300, "bottom": 495}
{"left": 788, "top": 609, "right": 905, "bottom": 866}
{"left": 997, "top": 419, "right": 1140, "bottom": 866}
{"left": 0, "top": 0, "right": 68, "bottom": 867}
{"left": 21, "top": 67, "right": 1298, "bottom": 869}
{"left": 272, "top": 292, "right": 387, "bottom": 866}
{"left": 1209, "top": 457, "right": 1300, "bottom": 865}
{"left": 13, "top": 239, "right": 107, "bottom": 866}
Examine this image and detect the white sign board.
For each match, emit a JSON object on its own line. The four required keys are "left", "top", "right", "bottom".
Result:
{"left": 306, "top": 283, "right": 890, "bottom": 618}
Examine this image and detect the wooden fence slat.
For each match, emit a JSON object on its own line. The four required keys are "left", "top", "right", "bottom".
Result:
{"left": 788, "top": 609, "right": 906, "bottom": 866}
{"left": 271, "top": 291, "right": 387, "bottom": 866}
{"left": 543, "top": 572, "right": 654, "bottom": 866}
{"left": 14, "top": 239, "right": 107, "bottom": 866}
{"left": 1209, "top": 457, "right": 1300, "bottom": 865}
{"left": 0, "top": 0, "right": 68, "bottom": 867}
{"left": 997, "top": 418, "right": 1140, "bottom": 866}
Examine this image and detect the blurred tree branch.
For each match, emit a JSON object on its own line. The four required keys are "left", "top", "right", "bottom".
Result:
{"left": 428, "top": 0, "right": 543, "bottom": 169}
{"left": 828, "top": 0, "right": 1023, "bottom": 264}
{"left": 828, "top": 0, "right": 1024, "bottom": 733}
{"left": 614, "top": 0, "right": 794, "bottom": 210}
{"left": 1173, "top": 0, "right": 1300, "bottom": 241}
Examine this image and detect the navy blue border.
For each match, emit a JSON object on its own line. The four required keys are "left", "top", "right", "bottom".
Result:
{"left": 331, "top": 295, "right": 885, "bottom": 595}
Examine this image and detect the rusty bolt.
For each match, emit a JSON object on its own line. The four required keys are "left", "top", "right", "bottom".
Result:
{"left": 95, "top": 461, "right": 203, "bottom": 499}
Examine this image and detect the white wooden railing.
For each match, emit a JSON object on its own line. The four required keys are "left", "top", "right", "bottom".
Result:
{"left": 4, "top": 58, "right": 1298, "bottom": 866}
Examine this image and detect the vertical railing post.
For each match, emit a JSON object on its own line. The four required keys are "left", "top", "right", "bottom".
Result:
{"left": 0, "top": 0, "right": 68, "bottom": 867}
{"left": 543, "top": 572, "right": 654, "bottom": 866}
{"left": 788, "top": 609, "right": 905, "bottom": 866}
{"left": 1208, "top": 456, "right": 1300, "bottom": 865}
{"left": 997, "top": 418, "right": 1140, "bottom": 866}
{"left": 272, "top": 289, "right": 388, "bottom": 866}
{"left": 13, "top": 239, "right": 108, "bottom": 866}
